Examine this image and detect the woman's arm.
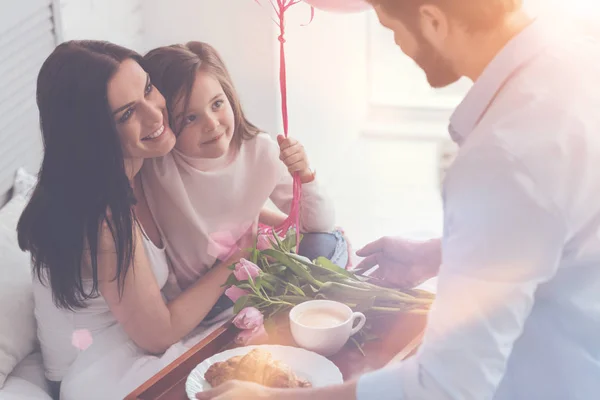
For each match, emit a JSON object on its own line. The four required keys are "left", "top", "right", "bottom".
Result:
{"left": 96, "top": 222, "right": 250, "bottom": 354}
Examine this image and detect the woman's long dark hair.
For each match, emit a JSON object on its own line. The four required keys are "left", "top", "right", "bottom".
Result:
{"left": 18, "top": 40, "right": 142, "bottom": 310}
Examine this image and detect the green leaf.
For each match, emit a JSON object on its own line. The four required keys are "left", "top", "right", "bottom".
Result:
{"left": 261, "top": 278, "right": 276, "bottom": 292}
{"left": 221, "top": 273, "right": 240, "bottom": 288}
{"left": 286, "top": 253, "right": 314, "bottom": 267}
{"left": 285, "top": 281, "right": 306, "bottom": 296}
{"left": 260, "top": 256, "right": 272, "bottom": 274}
{"left": 260, "top": 285, "right": 271, "bottom": 301}
{"left": 267, "top": 236, "right": 278, "bottom": 250}
{"left": 273, "top": 264, "right": 287, "bottom": 275}
{"left": 300, "top": 283, "right": 318, "bottom": 297}
{"left": 278, "top": 295, "right": 310, "bottom": 304}
{"left": 286, "top": 271, "right": 301, "bottom": 288}
{"left": 286, "top": 253, "right": 342, "bottom": 281}
{"left": 315, "top": 256, "right": 360, "bottom": 281}
{"left": 262, "top": 249, "right": 322, "bottom": 288}
{"left": 253, "top": 276, "right": 263, "bottom": 291}
{"left": 251, "top": 248, "right": 259, "bottom": 264}
{"left": 281, "top": 231, "right": 298, "bottom": 253}
{"left": 273, "top": 231, "right": 284, "bottom": 250}
{"left": 233, "top": 295, "right": 249, "bottom": 314}
{"left": 237, "top": 283, "right": 254, "bottom": 291}
{"left": 353, "top": 296, "right": 377, "bottom": 313}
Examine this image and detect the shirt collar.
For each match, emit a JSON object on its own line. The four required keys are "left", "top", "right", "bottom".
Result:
{"left": 449, "top": 17, "right": 554, "bottom": 145}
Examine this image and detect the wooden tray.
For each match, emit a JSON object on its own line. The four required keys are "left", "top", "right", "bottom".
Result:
{"left": 125, "top": 312, "right": 427, "bottom": 400}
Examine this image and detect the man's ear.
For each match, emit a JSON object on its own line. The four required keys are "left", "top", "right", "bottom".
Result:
{"left": 419, "top": 4, "right": 449, "bottom": 48}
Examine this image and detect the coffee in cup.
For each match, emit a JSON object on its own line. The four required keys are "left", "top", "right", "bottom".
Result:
{"left": 289, "top": 300, "right": 366, "bottom": 356}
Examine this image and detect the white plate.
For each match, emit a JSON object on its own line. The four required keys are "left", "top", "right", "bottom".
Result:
{"left": 185, "top": 344, "right": 343, "bottom": 399}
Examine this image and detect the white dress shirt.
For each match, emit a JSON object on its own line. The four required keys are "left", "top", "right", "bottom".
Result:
{"left": 357, "top": 17, "right": 600, "bottom": 400}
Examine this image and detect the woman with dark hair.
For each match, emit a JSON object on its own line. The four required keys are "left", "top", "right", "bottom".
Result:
{"left": 17, "top": 40, "right": 251, "bottom": 400}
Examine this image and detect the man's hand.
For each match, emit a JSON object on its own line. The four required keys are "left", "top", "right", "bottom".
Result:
{"left": 196, "top": 380, "right": 278, "bottom": 400}
{"left": 354, "top": 237, "right": 442, "bottom": 288}
{"left": 196, "top": 380, "right": 358, "bottom": 400}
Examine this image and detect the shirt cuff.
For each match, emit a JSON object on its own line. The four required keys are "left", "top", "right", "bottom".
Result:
{"left": 356, "top": 363, "right": 405, "bottom": 400}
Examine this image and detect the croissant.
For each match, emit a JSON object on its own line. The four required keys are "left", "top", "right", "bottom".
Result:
{"left": 204, "top": 349, "right": 312, "bottom": 388}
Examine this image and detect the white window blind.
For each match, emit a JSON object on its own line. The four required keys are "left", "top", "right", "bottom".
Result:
{"left": 0, "top": 0, "right": 59, "bottom": 204}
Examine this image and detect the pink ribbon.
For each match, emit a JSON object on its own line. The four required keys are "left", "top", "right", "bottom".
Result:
{"left": 253, "top": 0, "right": 314, "bottom": 251}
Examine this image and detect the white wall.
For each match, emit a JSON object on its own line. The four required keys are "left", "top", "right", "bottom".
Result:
{"left": 142, "top": 0, "right": 280, "bottom": 136}
{"left": 59, "top": 0, "right": 144, "bottom": 51}
{"left": 283, "top": 9, "right": 368, "bottom": 179}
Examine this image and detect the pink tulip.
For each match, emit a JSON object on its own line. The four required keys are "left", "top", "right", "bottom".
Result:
{"left": 235, "top": 324, "right": 269, "bottom": 346}
{"left": 256, "top": 232, "right": 278, "bottom": 251}
{"left": 71, "top": 329, "right": 93, "bottom": 351}
{"left": 233, "top": 259, "right": 261, "bottom": 281}
{"left": 232, "top": 307, "right": 264, "bottom": 330}
{"left": 225, "top": 286, "right": 249, "bottom": 302}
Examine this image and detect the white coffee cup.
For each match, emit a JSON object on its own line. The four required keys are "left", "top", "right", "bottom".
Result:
{"left": 289, "top": 300, "right": 367, "bottom": 356}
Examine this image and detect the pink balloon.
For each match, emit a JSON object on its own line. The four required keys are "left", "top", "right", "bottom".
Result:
{"left": 302, "top": 0, "right": 371, "bottom": 13}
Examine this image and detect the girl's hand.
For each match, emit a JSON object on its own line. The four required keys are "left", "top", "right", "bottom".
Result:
{"left": 277, "top": 135, "right": 315, "bottom": 184}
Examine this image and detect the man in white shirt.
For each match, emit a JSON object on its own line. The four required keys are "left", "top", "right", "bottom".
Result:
{"left": 197, "top": 1, "right": 600, "bottom": 399}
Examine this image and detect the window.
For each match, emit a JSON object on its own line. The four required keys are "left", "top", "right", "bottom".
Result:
{"left": 365, "top": 0, "right": 600, "bottom": 115}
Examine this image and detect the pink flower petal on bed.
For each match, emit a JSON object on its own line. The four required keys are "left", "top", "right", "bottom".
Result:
{"left": 71, "top": 329, "right": 93, "bottom": 351}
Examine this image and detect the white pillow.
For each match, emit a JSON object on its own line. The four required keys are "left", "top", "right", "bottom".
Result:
{"left": 2, "top": 351, "right": 51, "bottom": 398}
{"left": 0, "top": 168, "right": 38, "bottom": 388}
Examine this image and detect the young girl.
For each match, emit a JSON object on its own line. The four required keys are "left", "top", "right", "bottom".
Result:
{"left": 141, "top": 41, "right": 345, "bottom": 293}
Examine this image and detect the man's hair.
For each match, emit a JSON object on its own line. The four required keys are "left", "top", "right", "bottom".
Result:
{"left": 366, "top": 0, "right": 522, "bottom": 31}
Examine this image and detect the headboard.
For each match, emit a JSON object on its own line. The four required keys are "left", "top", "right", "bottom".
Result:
{"left": 0, "top": 0, "right": 60, "bottom": 207}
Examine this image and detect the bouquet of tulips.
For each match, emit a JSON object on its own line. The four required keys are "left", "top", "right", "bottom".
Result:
{"left": 224, "top": 230, "right": 434, "bottom": 349}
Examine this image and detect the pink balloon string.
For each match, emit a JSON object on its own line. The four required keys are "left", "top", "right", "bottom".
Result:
{"left": 254, "top": 0, "right": 313, "bottom": 251}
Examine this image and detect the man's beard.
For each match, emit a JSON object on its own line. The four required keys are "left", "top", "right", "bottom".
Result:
{"left": 413, "top": 34, "right": 461, "bottom": 88}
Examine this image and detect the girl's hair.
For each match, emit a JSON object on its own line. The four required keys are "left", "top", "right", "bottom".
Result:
{"left": 142, "top": 41, "right": 261, "bottom": 144}
{"left": 18, "top": 40, "right": 141, "bottom": 310}
{"left": 367, "top": 0, "right": 522, "bottom": 31}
